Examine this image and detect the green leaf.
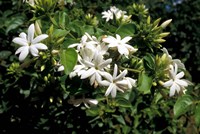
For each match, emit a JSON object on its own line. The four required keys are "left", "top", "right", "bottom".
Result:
{"left": 53, "top": 29, "right": 69, "bottom": 38}
{"left": 138, "top": 72, "right": 152, "bottom": 94}
{"left": 116, "top": 97, "right": 131, "bottom": 108}
{"left": 143, "top": 53, "right": 155, "bottom": 71}
{"left": 83, "top": 25, "right": 94, "bottom": 35}
{"left": 0, "top": 50, "right": 12, "bottom": 59}
{"left": 173, "top": 94, "right": 193, "bottom": 118}
{"left": 115, "top": 23, "right": 136, "bottom": 38}
{"left": 60, "top": 48, "right": 78, "bottom": 75}
{"left": 194, "top": 104, "right": 200, "bottom": 126}
{"left": 6, "top": 16, "right": 24, "bottom": 34}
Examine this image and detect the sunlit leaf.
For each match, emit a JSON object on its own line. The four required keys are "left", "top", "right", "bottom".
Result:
{"left": 60, "top": 48, "right": 78, "bottom": 75}
{"left": 138, "top": 72, "right": 152, "bottom": 94}
{"left": 174, "top": 94, "right": 193, "bottom": 118}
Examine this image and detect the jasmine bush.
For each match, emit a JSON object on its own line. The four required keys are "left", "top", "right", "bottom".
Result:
{"left": 0, "top": 0, "right": 199, "bottom": 133}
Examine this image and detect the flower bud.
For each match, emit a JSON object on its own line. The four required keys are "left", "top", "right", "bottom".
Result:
{"left": 154, "top": 38, "right": 166, "bottom": 43}
{"left": 35, "top": 21, "right": 42, "bottom": 35}
{"left": 160, "top": 19, "right": 172, "bottom": 29}
{"left": 159, "top": 32, "right": 170, "bottom": 38}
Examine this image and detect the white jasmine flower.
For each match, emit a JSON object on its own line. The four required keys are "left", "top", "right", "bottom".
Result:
{"left": 13, "top": 24, "right": 48, "bottom": 61}
{"left": 100, "top": 64, "right": 133, "bottom": 98}
{"left": 68, "top": 96, "right": 98, "bottom": 108}
{"left": 79, "top": 50, "right": 112, "bottom": 86}
{"left": 163, "top": 63, "right": 190, "bottom": 96}
{"left": 102, "top": 10, "right": 114, "bottom": 22}
{"left": 162, "top": 47, "right": 185, "bottom": 69}
{"left": 101, "top": 6, "right": 129, "bottom": 22}
{"left": 68, "top": 32, "right": 98, "bottom": 51}
{"left": 103, "top": 34, "right": 137, "bottom": 56}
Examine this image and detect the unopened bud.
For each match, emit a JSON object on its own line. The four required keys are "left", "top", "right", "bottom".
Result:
{"left": 160, "top": 19, "right": 172, "bottom": 29}
{"left": 35, "top": 21, "right": 42, "bottom": 35}
{"left": 154, "top": 38, "right": 166, "bottom": 43}
{"left": 56, "top": 37, "right": 65, "bottom": 44}
{"left": 51, "top": 49, "right": 60, "bottom": 55}
{"left": 159, "top": 32, "right": 170, "bottom": 38}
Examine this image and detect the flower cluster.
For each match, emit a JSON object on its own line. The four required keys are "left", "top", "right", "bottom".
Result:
{"left": 68, "top": 33, "right": 137, "bottom": 98}
{"left": 102, "top": 6, "right": 130, "bottom": 22}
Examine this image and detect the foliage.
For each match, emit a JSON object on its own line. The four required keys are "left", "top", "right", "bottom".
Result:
{"left": 0, "top": 0, "right": 199, "bottom": 133}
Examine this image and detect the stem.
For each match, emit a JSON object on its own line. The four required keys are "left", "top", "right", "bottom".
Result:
{"left": 119, "top": 66, "right": 141, "bottom": 73}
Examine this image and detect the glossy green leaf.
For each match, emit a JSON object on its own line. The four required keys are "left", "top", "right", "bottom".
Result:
{"left": 116, "top": 97, "right": 131, "bottom": 108}
{"left": 138, "top": 72, "right": 152, "bottom": 94}
{"left": 194, "top": 104, "right": 200, "bottom": 126}
{"left": 173, "top": 94, "right": 193, "bottom": 118}
{"left": 60, "top": 48, "right": 78, "bottom": 75}
{"left": 115, "top": 23, "right": 136, "bottom": 38}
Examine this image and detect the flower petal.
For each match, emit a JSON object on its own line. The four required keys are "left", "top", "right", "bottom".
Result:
{"left": 32, "top": 34, "right": 48, "bottom": 44}
{"left": 105, "top": 83, "right": 115, "bottom": 97}
{"left": 176, "top": 71, "right": 184, "bottom": 79}
{"left": 175, "top": 79, "right": 188, "bottom": 87}
{"left": 169, "top": 83, "right": 176, "bottom": 96}
{"left": 28, "top": 24, "right": 35, "bottom": 43}
{"left": 29, "top": 45, "right": 39, "bottom": 56}
{"left": 13, "top": 38, "right": 28, "bottom": 46}
{"left": 34, "top": 43, "right": 48, "bottom": 50}
{"left": 19, "top": 32, "right": 27, "bottom": 40}
{"left": 18, "top": 46, "right": 29, "bottom": 61}
{"left": 117, "top": 45, "right": 129, "bottom": 55}
{"left": 121, "top": 36, "right": 132, "bottom": 44}
{"left": 111, "top": 85, "right": 117, "bottom": 98}
{"left": 80, "top": 68, "right": 95, "bottom": 79}
{"left": 163, "top": 79, "right": 173, "bottom": 87}
{"left": 99, "top": 59, "right": 112, "bottom": 69}
{"left": 115, "top": 69, "right": 127, "bottom": 81}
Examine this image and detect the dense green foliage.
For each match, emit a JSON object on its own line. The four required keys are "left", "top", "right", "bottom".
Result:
{"left": 0, "top": 0, "right": 199, "bottom": 133}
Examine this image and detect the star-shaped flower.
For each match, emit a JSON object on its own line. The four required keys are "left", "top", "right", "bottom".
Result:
{"left": 103, "top": 34, "right": 137, "bottom": 56}
{"left": 163, "top": 63, "right": 190, "bottom": 96}
{"left": 100, "top": 64, "right": 136, "bottom": 98}
{"left": 12, "top": 24, "right": 48, "bottom": 61}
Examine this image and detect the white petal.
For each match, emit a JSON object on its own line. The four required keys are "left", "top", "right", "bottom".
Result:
{"left": 28, "top": 24, "right": 35, "bottom": 43}
{"left": 13, "top": 38, "right": 28, "bottom": 46}
{"left": 90, "top": 74, "right": 95, "bottom": 85}
{"left": 99, "top": 80, "right": 110, "bottom": 86}
{"left": 34, "top": 43, "right": 48, "bottom": 50}
{"left": 175, "top": 71, "right": 184, "bottom": 79}
{"left": 99, "top": 59, "right": 112, "bottom": 69}
{"left": 121, "top": 36, "right": 132, "bottom": 44}
{"left": 175, "top": 79, "right": 188, "bottom": 87}
{"left": 18, "top": 46, "right": 29, "bottom": 61}
{"left": 105, "top": 83, "right": 115, "bottom": 96}
{"left": 86, "top": 99, "right": 98, "bottom": 105}
{"left": 118, "top": 45, "right": 129, "bottom": 55}
{"left": 19, "top": 32, "right": 27, "bottom": 40}
{"left": 116, "top": 34, "right": 121, "bottom": 41}
{"left": 115, "top": 70, "right": 128, "bottom": 81}
{"left": 15, "top": 47, "right": 25, "bottom": 55}
{"left": 169, "top": 83, "right": 176, "bottom": 96}
{"left": 95, "top": 72, "right": 102, "bottom": 83}
{"left": 111, "top": 85, "right": 117, "bottom": 98}
{"left": 116, "top": 79, "right": 128, "bottom": 86}
{"left": 32, "top": 34, "right": 48, "bottom": 44}
{"left": 80, "top": 68, "right": 95, "bottom": 79}
{"left": 102, "top": 36, "right": 116, "bottom": 44}
{"left": 163, "top": 79, "right": 173, "bottom": 87}
{"left": 113, "top": 64, "right": 118, "bottom": 78}
{"left": 29, "top": 46, "right": 39, "bottom": 56}
{"left": 102, "top": 72, "right": 113, "bottom": 82}
{"left": 58, "top": 65, "right": 64, "bottom": 72}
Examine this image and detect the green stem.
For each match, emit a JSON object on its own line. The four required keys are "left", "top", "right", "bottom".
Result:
{"left": 119, "top": 66, "right": 141, "bottom": 73}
